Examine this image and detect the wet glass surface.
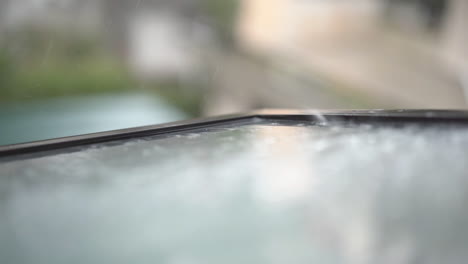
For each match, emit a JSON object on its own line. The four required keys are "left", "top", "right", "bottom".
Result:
{"left": 1, "top": 123, "right": 468, "bottom": 264}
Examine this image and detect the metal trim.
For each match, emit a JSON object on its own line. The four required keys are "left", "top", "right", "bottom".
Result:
{"left": 2, "top": 109, "right": 468, "bottom": 159}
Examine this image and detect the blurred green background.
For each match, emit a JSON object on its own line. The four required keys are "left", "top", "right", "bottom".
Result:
{"left": 0, "top": 0, "right": 467, "bottom": 145}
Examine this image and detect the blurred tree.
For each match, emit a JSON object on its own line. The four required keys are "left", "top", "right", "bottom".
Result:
{"left": 422, "top": 0, "right": 447, "bottom": 28}
{"left": 385, "top": 0, "right": 447, "bottom": 30}
{"left": 203, "top": 0, "right": 239, "bottom": 44}
{"left": 0, "top": 50, "right": 14, "bottom": 98}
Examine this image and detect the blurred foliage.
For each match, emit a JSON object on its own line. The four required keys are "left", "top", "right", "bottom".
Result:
{"left": 4, "top": 27, "right": 104, "bottom": 64}
{"left": 0, "top": 51, "right": 14, "bottom": 94}
{"left": 151, "top": 81, "right": 204, "bottom": 116}
{"left": 8, "top": 61, "right": 132, "bottom": 99}
{"left": 203, "top": 0, "right": 239, "bottom": 43}
{"left": 0, "top": 27, "right": 203, "bottom": 116}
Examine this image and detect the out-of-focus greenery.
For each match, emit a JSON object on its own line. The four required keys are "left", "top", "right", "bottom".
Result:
{"left": 7, "top": 60, "right": 133, "bottom": 99}
{"left": 0, "top": 28, "right": 203, "bottom": 116}
{"left": 0, "top": 51, "right": 14, "bottom": 94}
{"left": 150, "top": 81, "right": 204, "bottom": 117}
{"left": 0, "top": 28, "right": 134, "bottom": 99}
{"left": 203, "top": 0, "right": 239, "bottom": 43}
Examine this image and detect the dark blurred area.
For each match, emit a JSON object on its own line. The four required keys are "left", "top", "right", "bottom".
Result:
{"left": 0, "top": 0, "right": 467, "bottom": 144}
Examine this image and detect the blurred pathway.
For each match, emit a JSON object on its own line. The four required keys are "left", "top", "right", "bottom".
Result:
{"left": 290, "top": 31, "right": 467, "bottom": 109}
{"left": 204, "top": 31, "right": 467, "bottom": 116}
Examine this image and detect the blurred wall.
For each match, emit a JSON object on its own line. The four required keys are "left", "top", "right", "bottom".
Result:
{"left": 237, "top": 0, "right": 382, "bottom": 53}
{"left": 235, "top": 0, "right": 468, "bottom": 109}
{"left": 443, "top": 0, "right": 468, "bottom": 73}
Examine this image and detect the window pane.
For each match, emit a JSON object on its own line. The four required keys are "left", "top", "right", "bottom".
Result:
{"left": 1, "top": 123, "right": 468, "bottom": 263}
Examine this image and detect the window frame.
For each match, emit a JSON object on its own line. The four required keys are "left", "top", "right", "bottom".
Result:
{"left": 1, "top": 109, "right": 468, "bottom": 159}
